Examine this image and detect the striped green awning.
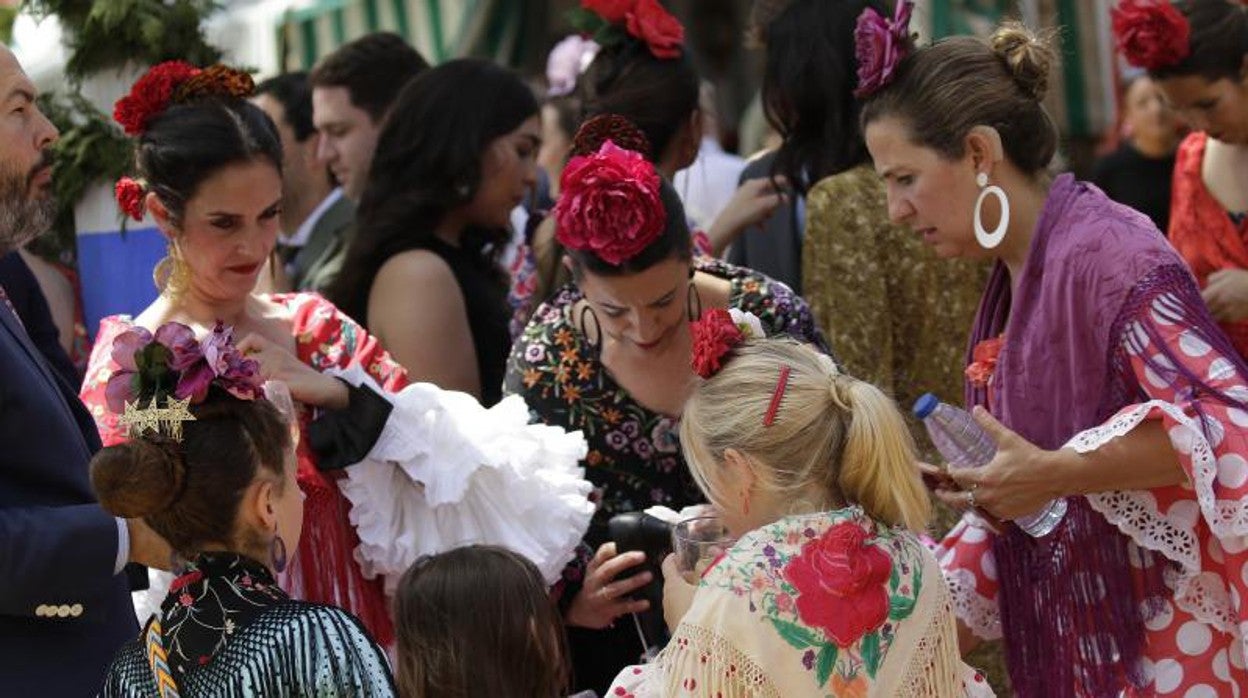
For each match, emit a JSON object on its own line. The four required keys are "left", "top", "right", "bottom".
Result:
{"left": 278, "top": 0, "right": 529, "bottom": 71}
{"left": 927, "top": 0, "right": 1116, "bottom": 138}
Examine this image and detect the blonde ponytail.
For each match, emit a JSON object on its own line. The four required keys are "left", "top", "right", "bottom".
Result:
{"left": 680, "top": 338, "right": 931, "bottom": 533}
{"left": 834, "top": 379, "right": 931, "bottom": 531}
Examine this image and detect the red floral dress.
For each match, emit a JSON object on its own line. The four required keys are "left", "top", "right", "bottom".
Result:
{"left": 80, "top": 293, "right": 408, "bottom": 645}
{"left": 1168, "top": 131, "right": 1248, "bottom": 359}
{"left": 938, "top": 289, "right": 1248, "bottom": 695}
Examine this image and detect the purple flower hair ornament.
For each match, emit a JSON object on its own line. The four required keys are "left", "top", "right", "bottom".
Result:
{"left": 853, "top": 1, "right": 915, "bottom": 98}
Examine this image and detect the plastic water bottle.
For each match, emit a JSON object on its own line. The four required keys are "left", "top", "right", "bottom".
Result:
{"left": 912, "top": 393, "right": 1067, "bottom": 538}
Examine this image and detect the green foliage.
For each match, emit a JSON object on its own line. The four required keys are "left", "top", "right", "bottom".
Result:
{"left": 25, "top": 0, "right": 222, "bottom": 262}
{"left": 565, "top": 7, "right": 628, "bottom": 48}
{"left": 28, "top": 0, "right": 221, "bottom": 83}
{"left": 768, "top": 617, "right": 822, "bottom": 650}
{"left": 814, "top": 644, "right": 838, "bottom": 687}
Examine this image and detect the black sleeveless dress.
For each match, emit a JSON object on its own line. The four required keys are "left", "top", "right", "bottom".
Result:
{"left": 423, "top": 237, "right": 510, "bottom": 406}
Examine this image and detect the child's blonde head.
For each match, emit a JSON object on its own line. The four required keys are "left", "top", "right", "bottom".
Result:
{"left": 680, "top": 338, "right": 930, "bottom": 531}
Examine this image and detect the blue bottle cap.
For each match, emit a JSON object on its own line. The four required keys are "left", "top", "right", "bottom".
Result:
{"left": 912, "top": 393, "right": 939, "bottom": 419}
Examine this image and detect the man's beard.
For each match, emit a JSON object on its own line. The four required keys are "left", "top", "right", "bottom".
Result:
{"left": 0, "top": 150, "right": 57, "bottom": 256}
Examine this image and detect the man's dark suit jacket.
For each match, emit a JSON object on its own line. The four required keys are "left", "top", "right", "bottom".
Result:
{"left": 0, "top": 273, "right": 137, "bottom": 695}
{"left": 292, "top": 194, "right": 356, "bottom": 293}
{"left": 0, "top": 251, "right": 79, "bottom": 385}
{"left": 727, "top": 151, "right": 804, "bottom": 294}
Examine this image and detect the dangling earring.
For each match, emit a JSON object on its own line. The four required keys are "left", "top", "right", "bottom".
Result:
{"left": 578, "top": 303, "right": 601, "bottom": 352}
{"left": 270, "top": 526, "right": 288, "bottom": 573}
{"left": 686, "top": 281, "right": 703, "bottom": 321}
{"left": 973, "top": 172, "right": 1010, "bottom": 250}
{"left": 153, "top": 240, "right": 190, "bottom": 297}
{"left": 740, "top": 490, "right": 751, "bottom": 516}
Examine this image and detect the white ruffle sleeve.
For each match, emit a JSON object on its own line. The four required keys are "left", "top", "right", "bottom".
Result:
{"left": 327, "top": 364, "right": 594, "bottom": 592}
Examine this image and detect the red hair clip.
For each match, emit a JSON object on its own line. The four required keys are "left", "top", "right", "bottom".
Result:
{"left": 762, "top": 365, "right": 791, "bottom": 427}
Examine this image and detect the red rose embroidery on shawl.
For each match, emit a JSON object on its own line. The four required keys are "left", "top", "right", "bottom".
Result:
{"left": 965, "top": 335, "right": 1004, "bottom": 388}
{"left": 690, "top": 308, "right": 744, "bottom": 378}
{"left": 782, "top": 521, "right": 891, "bottom": 648}
{"left": 1111, "top": 0, "right": 1191, "bottom": 71}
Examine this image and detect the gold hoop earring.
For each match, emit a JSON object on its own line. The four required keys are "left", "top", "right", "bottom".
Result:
{"left": 154, "top": 241, "right": 189, "bottom": 297}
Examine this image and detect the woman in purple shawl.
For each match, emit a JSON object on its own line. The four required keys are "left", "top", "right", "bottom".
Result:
{"left": 857, "top": 17, "right": 1248, "bottom": 698}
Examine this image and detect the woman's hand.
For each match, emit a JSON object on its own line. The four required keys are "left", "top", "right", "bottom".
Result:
{"left": 236, "top": 333, "right": 349, "bottom": 409}
{"left": 942, "top": 407, "right": 1065, "bottom": 521}
{"left": 565, "top": 542, "right": 652, "bottom": 630}
{"left": 660, "top": 553, "right": 697, "bottom": 632}
{"left": 1202, "top": 269, "right": 1248, "bottom": 322}
{"left": 705, "top": 176, "right": 789, "bottom": 256}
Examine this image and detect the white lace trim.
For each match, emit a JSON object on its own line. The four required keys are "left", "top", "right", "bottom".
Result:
{"left": 1071, "top": 400, "right": 1242, "bottom": 634}
{"left": 943, "top": 567, "right": 1002, "bottom": 641}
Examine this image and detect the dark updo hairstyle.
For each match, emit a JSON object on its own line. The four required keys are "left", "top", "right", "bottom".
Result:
{"left": 90, "top": 394, "right": 291, "bottom": 556}
{"left": 394, "top": 545, "right": 569, "bottom": 698}
{"left": 1152, "top": 0, "right": 1248, "bottom": 82}
{"left": 327, "top": 58, "right": 539, "bottom": 325}
{"left": 137, "top": 98, "right": 283, "bottom": 226}
{"left": 578, "top": 41, "right": 699, "bottom": 166}
{"left": 860, "top": 23, "right": 1060, "bottom": 177}
{"left": 760, "top": 0, "right": 888, "bottom": 193}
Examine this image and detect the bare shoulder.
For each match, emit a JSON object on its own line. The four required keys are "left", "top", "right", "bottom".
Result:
{"left": 374, "top": 248, "right": 458, "bottom": 287}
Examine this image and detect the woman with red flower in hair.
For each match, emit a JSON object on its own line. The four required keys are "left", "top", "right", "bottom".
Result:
{"left": 503, "top": 122, "right": 827, "bottom": 693}
{"left": 609, "top": 335, "right": 991, "bottom": 696}
{"left": 1115, "top": 0, "right": 1248, "bottom": 361}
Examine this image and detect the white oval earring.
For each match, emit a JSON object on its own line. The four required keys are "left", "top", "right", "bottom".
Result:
{"left": 973, "top": 171, "right": 1010, "bottom": 250}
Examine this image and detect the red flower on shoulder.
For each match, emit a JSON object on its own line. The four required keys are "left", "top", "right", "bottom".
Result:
{"left": 1111, "top": 0, "right": 1190, "bottom": 71}
{"left": 782, "top": 521, "right": 891, "bottom": 648}
{"left": 690, "top": 308, "right": 743, "bottom": 379}
{"left": 965, "top": 335, "right": 1004, "bottom": 388}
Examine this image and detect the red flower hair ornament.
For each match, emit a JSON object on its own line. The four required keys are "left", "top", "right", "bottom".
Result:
{"left": 554, "top": 139, "right": 666, "bottom": 266}
{"left": 690, "top": 308, "right": 765, "bottom": 379}
{"left": 1112, "top": 0, "right": 1191, "bottom": 71}
{"left": 115, "top": 177, "right": 146, "bottom": 222}
{"left": 853, "top": 1, "right": 915, "bottom": 98}
{"left": 114, "top": 61, "right": 256, "bottom": 136}
{"left": 574, "top": 0, "right": 685, "bottom": 60}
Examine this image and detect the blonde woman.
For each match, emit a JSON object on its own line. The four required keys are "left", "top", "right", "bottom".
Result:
{"left": 610, "top": 325, "right": 991, "bottom": 696}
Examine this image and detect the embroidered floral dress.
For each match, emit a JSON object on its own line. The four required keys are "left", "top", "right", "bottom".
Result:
{"left": 505, "top": 259, "right": 827, "bottom": 542}
{"left": 80, "top": 293, "right": 408, "bottom": 645}
{"left": 100, "top": 552, "right": 394, "bottom": 697}
{"left": 504, "top": 258, "right": 828, "bottom": 691}
{"left": 608, "top": 509, "right": 993, "bottom": 697}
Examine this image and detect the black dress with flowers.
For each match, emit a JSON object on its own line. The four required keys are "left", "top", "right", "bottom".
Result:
{"left": 100, "top": 553, "right": 394, "bottom": 697}
{"left": 503, "top": 258, "right": 829, "bottom": 692}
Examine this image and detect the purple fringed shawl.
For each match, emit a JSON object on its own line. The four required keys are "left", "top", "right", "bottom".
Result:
{"left": 964, "top": 175, "right": 1247, "bottom": 696}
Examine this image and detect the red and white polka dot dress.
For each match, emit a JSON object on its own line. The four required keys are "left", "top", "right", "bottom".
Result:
{"left": 938, "top": 292, "right": 1248, "bottom": 695}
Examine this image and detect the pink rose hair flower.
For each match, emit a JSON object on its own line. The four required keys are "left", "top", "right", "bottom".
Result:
{"left": 554, "top": 139, "right": 666, "bottom": 266}
{"left": 853, "top": 1, "right": 914, "bottom": 98}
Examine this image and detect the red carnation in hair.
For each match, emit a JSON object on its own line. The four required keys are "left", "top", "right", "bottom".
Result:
{"left": 690, "top": 308, "right": 744, "bottom": 379}
{"left": 554, "top": 139, "right": 665, "bottom": 266}
{"left": 572, "top": 114, "right": 652, "bottom": 158}
{"left": 1112, "top": 0, "right": 1191, "bottom": 71}
{"left": 114, "top": 177, "right": 146, "bottom": 222}
{"left": 114, "top": 61, "right": 201, "bottom": 136}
